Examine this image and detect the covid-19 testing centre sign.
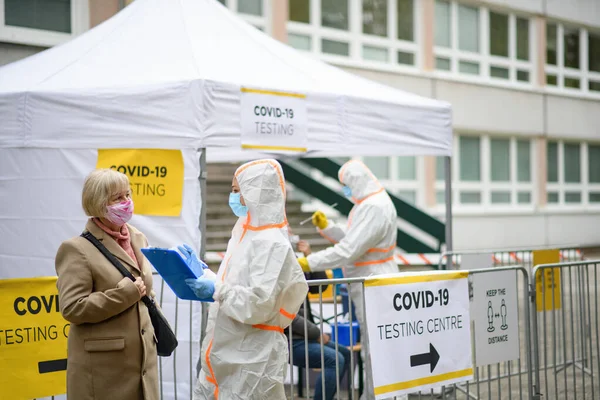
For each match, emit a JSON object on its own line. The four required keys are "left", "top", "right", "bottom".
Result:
{"left": 364, "top": 271, "right": 473, "bottom": 399}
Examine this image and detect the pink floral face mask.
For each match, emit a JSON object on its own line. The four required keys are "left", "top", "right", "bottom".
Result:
{"left": 105, "top": 199, "right": 134, "bottom": 226}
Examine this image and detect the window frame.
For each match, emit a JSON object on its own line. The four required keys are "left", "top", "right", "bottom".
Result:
{"left": 545, "top": 21, "right": 600, "bottom": 96}
{"left": 0, "top": 0, "right": 89, "bottom": 47}
{"left": 433, "top": 1, "right": 536, "bottom": 88}
{"left": 545, "top": 141, "right": 600, "bottom": 209}
{"left": 434, "top": 134, "right": 537, "bottom": 213}
{"left": 360, "top": 155, "right": 424, "bottom": 206}
{"left": 286, "top": 0, "right": 421, "bottom": 72}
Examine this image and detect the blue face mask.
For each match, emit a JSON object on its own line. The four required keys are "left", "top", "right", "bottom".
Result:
{"left": 342, "top": 186, "right": 352, "bottom": 199}
{"left": 229, "top": 192, "right": 248, "bottom": 217}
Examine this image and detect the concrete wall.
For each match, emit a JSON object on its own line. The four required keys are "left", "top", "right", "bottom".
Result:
{"left": 481, "top": 0, "right": 544, "bottom": 15}
{"left": 451, "top": 213, "right": 600, "bottom": 250}
{"left": 480, "top": 0, "right": 600, "bottom": 27}
{"left": 435, "top": 81, "right": 544, "bottom": 136}
{"left": 344, "top": 66, "right": 600, "bottom": 142}
{"left": 546, "top": 96, "right": 600, "bottom": 140}
{"left": 545, "top": 0, "right": 600, "bottom": 28}
{"left": 0, "top": 42, "right": 44, "bottom": 67}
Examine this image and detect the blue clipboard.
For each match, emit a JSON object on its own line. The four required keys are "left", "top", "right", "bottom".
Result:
{"left": 141, "top": 248, "right": 214, "bottom": 302}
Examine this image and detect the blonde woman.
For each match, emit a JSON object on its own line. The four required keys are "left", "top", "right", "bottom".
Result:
{"left": 55, "top": 169, "right": 158, "bottom": 400}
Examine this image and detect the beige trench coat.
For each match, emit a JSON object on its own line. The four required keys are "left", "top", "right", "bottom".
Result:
{"left": 55, "top": 219, "right": 159, "bottom": 400}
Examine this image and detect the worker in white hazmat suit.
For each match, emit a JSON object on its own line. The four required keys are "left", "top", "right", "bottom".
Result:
{"left": 185, "top": 159, "right": 308, "bottom": 400}
{"left": 297, "top": 160, "right": 399, "bottom": 400}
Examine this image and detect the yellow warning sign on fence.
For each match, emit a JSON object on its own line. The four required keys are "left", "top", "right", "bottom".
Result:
{"left": 97, "top": 149, "right": 184, "bottom": 216}
{"left": 532, "top": 249, "right": 561, "bottom": 312}
{"left": 0, "top": 277, "right": 68, "bottom": 399}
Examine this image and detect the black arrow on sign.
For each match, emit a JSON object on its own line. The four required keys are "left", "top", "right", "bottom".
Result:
{"left": 410, "top": 343, "right": 440, "bottom": 373}
{"left": 38, "top": 359, "right": 67, "bottom": 374}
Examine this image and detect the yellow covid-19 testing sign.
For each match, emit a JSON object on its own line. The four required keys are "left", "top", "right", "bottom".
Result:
{"left": 97, "top": 149, "right": 184, "bottom": 217}
{"left": 0, "top": 277, "right": 69, "bottom": 400}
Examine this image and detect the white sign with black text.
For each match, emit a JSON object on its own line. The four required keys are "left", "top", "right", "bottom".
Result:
{"left": 364, "top": 271, "right": 473, "bottom": 399}
{"left": 240, "top": 87, "right": 308, "bottom": 154}
{"left": 471, "top": 270, "right": 520, "bottom": 366}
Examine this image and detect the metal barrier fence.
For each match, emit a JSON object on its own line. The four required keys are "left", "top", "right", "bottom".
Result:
{"left": 288, "top": 267, "right": 535, "bottom": 400}
{"left": 153, "top": 274, "right": 201, "bottom": 400}
{"left": 287, "top": 277, "right": 367, "bottom": 400}
{"left": 138, "top": 259, "right": 598, "bottom": 400}
{"left": 532, "top": 260, "right": 600, "bottom": 400}
{"left": 438, "top": 246, "right": 584, "bottom": 271}
{"left": 457, "top": 266, "right": 534, "bottom": 400}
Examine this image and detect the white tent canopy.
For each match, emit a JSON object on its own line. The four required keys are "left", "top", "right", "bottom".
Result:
{"left": 0, "top": 0, "right": 452, "bottom": 160}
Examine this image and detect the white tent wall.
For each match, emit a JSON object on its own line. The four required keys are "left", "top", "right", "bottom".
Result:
{"left": 0, "top": 147, "right": 203, "bottom": 400}
{"left": 0, "top": 147, "right": 202, "bottom": 278}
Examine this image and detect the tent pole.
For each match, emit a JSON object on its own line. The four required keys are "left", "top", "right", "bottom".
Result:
{"left": 197, "top": 148, "right": 208, "bottom": 378}
{"left": 444, "top": 156, "right": 453, "bottom": 270}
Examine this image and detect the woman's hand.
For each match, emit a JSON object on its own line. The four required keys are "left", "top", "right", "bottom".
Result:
{"left": 134, "top": 277, "right": 147, "bottom": 298}
{"left": 297, "top": 240, "right": 312, "bottom": 256}
{"left": 318, "top": 333, "right": 330, "bottom": 345}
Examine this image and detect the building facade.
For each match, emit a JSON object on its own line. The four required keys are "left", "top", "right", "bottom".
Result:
{"left": 1, "top": 0, "right": 599, "bottom": 250}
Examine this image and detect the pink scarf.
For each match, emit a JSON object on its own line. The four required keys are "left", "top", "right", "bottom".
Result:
{"left": 93, "top": 218, "right": 139, "bottom": 267}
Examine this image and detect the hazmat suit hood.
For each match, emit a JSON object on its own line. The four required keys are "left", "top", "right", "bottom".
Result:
{"left": 338, "top": 160, "right": 384, "bottom": 202}
{"left": 235, "top": 159, "right": 287, "bottom": 227}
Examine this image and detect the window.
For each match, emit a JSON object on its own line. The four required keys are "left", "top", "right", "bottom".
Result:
{"left": 363, "top": 0, "right": 387, "bottom": 37}
{"left": 545, "top": 22, "right": 600, "bottom": 94}
{"left": 588, "top": 32, "right": 600, "bottom": 92}
{"left": 458, "top": 5, "right": 479, "bottom": 53}
{"left": 460, "top": 137, "right": 481, "bottom": 181}
{"left": 361, "top": 156, "right": 421, "bottom": 205}
{"left": 287, "top": 0, "right": 418, "bottom": 69}
{"left": 289, "top": 0, "right": 309, "bottom": 23}
{"left": 435, "top": 0, "right": 451, "bottom": 48}
{"left": 491, "top": 139, "right": 510, "bottom": 182}
{"left": 397, "top": 0, "right": 413, "bottom": 42}
{"left": 546, "top": 141, "right": 599, "bottom": 206}
{"left": 220, "top": 0, "right": 267, "bottom": 30}
{"left": 434, "top": 2, "right": 532, "bottom": 84}
{"left": 238, "top": 0, "right": 262, "bottom": 16}
{"left": 322, "top": 39, "right": 349, "bottom": 56}
{"left": 5, "top": 0, "right": 70, "bottom": 33}
{"left": 363, "top": 157, "right": 390, "bottom": 179}
{"left": 489, "top": 12, "right": 508, "bottom": 58}
{"left": 0, "top": 0, "right": 86, "bottom": 47}
{"left": 436, "top": 136, "right": 534, "bottom": 208}
{"left": 564, "top": 143, "right": 581, "bottom": 183}
{"left": 322, "top": 0, "right": 349, "bottom": 30}
{"left": 589, "top": 145, "right": 600, "bottom": 203}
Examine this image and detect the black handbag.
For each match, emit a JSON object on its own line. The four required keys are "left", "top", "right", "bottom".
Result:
{"left": 81, "top": 231, "right": 178, "bottom": 357}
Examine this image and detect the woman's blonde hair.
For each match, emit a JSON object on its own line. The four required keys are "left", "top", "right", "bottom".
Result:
{"left": 82, "top": 169, "right": 130, "bottom": 217}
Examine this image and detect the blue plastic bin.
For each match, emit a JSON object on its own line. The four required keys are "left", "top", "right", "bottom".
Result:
{"left": 330, "top": 321, "right": 360, "bottom": 346}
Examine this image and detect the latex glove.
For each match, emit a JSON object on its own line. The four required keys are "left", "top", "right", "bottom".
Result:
{"left": 185, "top": 277, "right": 215, "bottom": 300}
{"left": 311, "top": 211, "right": 328, "bottom": 230}
{"left": 178, "top": 244, "right": 209, "bottom": 277}
{"left": 298, "top": 257, "right": 311, "bottom": 272}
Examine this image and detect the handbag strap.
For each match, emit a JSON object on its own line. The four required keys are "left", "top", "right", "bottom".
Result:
{"left": 81, "top": 231, "right": 154, "bottom": 308}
